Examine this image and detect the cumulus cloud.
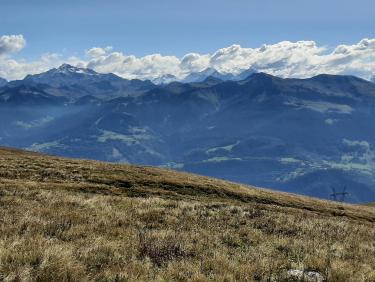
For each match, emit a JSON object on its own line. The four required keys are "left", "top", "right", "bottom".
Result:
{"left": 82, "top": 39, "right": 375, "bottom": 81}
{"left": 180, "top": 53, "right": 210, "bottom": 73}
{"left": 0, "top": 35, "right": 26, "bottom": 55}
{"left": 87, "top": 52, "right": 181, "bottom": 80}
{"left": 1, "top": 34, "right": 375, "bottom": 82}
{"left": 0, "top": 55, "right": 58, "bottom": 81}
{"left": 86, "top": 46, "right": 113, "bottom": 58}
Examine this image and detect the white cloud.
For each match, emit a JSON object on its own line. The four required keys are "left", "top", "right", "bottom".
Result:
{"left": 87, "top": 52, "right": 181, "bottom": 80}
{"left": 0, "top": 35, "right": 26, "bottom": 55}
{"left": 0, "top": 55, "right": 59, "bottom": 81}
{"left": 86, "top": 46, "right": 113, "bottom": 58}
{"left": 81, "top": 39, "right": 375, "bottom": 81}
{"left": 1, "top": 34, "right": 375, "bottom": 82}
{"left": 180, "top": 53, "right": 210, "bottom": 73}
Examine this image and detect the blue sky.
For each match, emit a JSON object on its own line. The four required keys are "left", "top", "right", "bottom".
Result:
{"left": 1, "top": 0, "right": 375, "bottom": 81}
{"left": 2, "top": 0, "right": 375, "bottom": 59}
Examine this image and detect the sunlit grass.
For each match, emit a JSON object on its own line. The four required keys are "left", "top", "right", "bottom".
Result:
{"left": 0, "top": 147, "right": 374, "bottom": 281}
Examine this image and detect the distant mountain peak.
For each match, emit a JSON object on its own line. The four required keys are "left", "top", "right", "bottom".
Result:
{"left": 234, "top": 67, "right": 258, "bottom": 81}
{"left": 202, "top": 75, "right": 223, "bottom": 84}
{"left": 11, "top": 64, "right": 155, "bottom": 100}
{"left": 200, "top": 67, "right": 220, "bottom": 75}
{"left": 182, "top": 67, "right": 259, "bottom": 83}
{"left": 55, "top": 64, "right": 98, "bottom": 76}
{"left": 58, "top": 63, "right": 74, "bottom": 70}
{"left": 183, "top": 68, "right": 228, "bottom": 83}
{"left": 152, "top": 74, "right": 178, "bottom": 85}
{"left": 244, "top": 72, "right": 278, "bottom": 82}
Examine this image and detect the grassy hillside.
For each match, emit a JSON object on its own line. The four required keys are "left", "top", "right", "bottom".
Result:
{"left": 0, "top": 147, "right": 374, "bottom": 281}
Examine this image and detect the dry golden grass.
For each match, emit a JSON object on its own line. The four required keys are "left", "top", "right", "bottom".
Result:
{"left": 0, "top": 147, "right": 374, "bottom": 281}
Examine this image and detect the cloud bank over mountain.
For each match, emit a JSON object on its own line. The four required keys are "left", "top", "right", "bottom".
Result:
{"left": 0, "top": 34, "right": 375, "bottom": 82}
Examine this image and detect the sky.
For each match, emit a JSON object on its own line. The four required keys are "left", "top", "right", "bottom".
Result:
{"left": 1, "top": 0, "right": 375, "bottom": 81}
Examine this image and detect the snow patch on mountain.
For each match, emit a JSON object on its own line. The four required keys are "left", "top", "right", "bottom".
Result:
{"left": 55, "top": 64, "right": 98, "bottom": 76}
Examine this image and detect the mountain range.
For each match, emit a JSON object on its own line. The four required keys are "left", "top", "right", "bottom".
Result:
{"left": 6, "top": 64, "right": 155, "bottom": 100}
{"left": 182, "top": 67, "right": 257, "bottom": 83}
{"left": 1, "top": 64, "right": 375, "bottom": 203}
